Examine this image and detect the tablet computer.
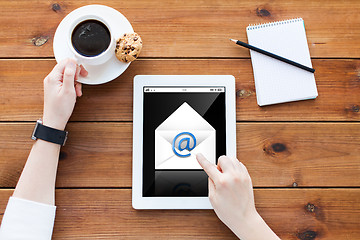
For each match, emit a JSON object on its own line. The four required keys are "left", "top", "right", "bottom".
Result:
{"left": 132, "top": 75, "right": 236, "bottom": 209}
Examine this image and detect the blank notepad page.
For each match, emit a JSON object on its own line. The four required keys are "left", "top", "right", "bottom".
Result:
{"left": 246, "top": 18, "right": 318, "bottom": 106}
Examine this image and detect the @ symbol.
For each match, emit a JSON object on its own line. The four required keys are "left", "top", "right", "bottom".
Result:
{"left": 172, "top": 132, "right": 196, "bottom": 157}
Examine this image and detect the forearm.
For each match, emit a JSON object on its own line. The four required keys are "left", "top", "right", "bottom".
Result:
{"left": 13, "top": 139, "right": 61, "bottom": 205}
{"left": 232, "top": 212, "right": 280, "bottom": 240}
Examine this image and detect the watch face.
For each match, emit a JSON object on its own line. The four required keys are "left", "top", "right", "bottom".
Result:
{"left": 31, "top": 121, "right": 40, "bottom": 140}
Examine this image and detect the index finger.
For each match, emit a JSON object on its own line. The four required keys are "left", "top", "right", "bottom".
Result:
{"left": 79, "top": 65, "right": 88, "bottom": 77}
{"left": 196, "top": 153, "right": 221, "bottom": 182}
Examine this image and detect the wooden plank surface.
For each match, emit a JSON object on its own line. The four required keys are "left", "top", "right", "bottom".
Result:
{"left": 0, "top": 0, "right": 359, "bottom": 238}
{"left": 0, "top": 189, "right": 359, "bottom": 239}
{"left": 0, "top": 0, "right": 359, "bottom": 58}
{"left": 0, "top": 59, "right": 359, "bottom": 122}
{"left": 1, "top": 122, "right": 359, "bottom": 188}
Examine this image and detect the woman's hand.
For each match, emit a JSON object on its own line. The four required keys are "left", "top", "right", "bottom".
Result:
{"left": 196, "top": 154, "right": 256, "bottom": 229}
{"left": 42, "top": 59, "right": 88, "bottom": 130}
{"left": 196, "top": 154, "right": 280, "bottom": 240}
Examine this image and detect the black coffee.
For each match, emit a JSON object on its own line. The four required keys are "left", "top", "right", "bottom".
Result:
{"left": 71, "top": 20, "right": 111, "bottom": 57}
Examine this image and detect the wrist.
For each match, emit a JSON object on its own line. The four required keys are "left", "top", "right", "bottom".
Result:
{"left": 232, "top": 211, "right": 279, "bottom": 240}
{"left": 232, "top": 211, "right": 266, "bottom": 239}
{"left": 42, "top": 116, "right": 67, "bottom": 131}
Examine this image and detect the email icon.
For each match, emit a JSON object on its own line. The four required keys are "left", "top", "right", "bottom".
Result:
{"left": 155, "top": 102, "right": 216, "bottom": 169}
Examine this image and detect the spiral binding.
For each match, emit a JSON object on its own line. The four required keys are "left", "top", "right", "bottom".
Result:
{"left": 246, "top": 18, "right": 303, "bottom": 31}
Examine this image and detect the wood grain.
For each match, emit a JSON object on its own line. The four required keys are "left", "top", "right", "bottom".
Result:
{"left": 0, "top": 0, "right": 359, "bottom": 58}
{"left": 0, "top": 1, "right": 359, "bottom": 238}
{"left": 0, "top": 59, "right": 359, "bottom": 122}
{"left": 0, "top": 122, "right": 358, "bottom": 188}
{"left": 0, "top": 189, "right": 359, "bottom": 239}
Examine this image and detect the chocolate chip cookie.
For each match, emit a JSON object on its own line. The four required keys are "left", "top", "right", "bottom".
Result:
{"left": 115, "top": 32, "right": 142, "bottom": 63}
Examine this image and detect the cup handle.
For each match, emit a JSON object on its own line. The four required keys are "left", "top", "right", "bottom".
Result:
{"left": 73, "top": 57, "right": 89, "bottom": 79}
{"left": 73, "top": 55, "right": 83, "bottom": 65}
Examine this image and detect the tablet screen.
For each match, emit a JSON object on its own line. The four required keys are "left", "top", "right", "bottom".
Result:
{"left": 143, "top": 86, "right": 226, "bottom": 197}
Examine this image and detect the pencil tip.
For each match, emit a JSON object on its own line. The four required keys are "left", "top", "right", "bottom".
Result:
{"left": 230, "top": 39, "right": 237, "bottom": 43}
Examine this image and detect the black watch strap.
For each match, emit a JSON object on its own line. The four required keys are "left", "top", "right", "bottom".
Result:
{"left": 31, "top": 120, "right": 68, "bottom": 146}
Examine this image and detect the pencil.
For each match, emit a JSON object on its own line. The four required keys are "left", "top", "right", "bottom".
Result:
{"left": 230, "top": 39, "right": 315, "bottom": 73}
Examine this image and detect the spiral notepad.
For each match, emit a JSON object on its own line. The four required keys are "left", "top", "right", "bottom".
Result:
{"left": 246, "top": 18, "right": 318, "bottom": 106}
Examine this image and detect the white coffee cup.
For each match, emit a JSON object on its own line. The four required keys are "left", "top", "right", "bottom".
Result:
{"left": 68, "top": 15, "right": 115, "bottom": 65}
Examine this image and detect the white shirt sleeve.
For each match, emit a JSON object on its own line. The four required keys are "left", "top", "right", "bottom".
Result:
{"left": 0, "top": 197, "right": 56, "bottom": 240}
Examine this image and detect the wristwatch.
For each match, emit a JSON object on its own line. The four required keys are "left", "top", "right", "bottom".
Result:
{"left": 31, "top": 119, "right": 68, "bottom": 146}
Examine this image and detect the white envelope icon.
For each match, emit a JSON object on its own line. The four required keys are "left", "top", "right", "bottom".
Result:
{"left": 155, "top": 102, "right": 216, "bottom": 169}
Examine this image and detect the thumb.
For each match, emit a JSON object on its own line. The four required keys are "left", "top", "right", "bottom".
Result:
{"left": 62, "top": 60, "right": 77, "bottom": 91}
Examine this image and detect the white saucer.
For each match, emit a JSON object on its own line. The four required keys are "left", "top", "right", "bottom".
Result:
{"left": 53, "top": 5, "right": 134, "bottom": 85}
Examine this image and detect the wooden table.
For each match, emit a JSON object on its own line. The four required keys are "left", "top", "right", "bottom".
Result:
{"left": 0, "top": 0, "right": 359, "bottom": 239}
